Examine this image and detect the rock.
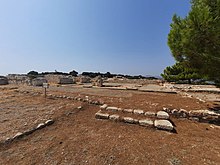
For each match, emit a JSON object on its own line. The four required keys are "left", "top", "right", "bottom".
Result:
{"left": 109, "top": 114, "right": 120, "bottom": 121}
{"left": 133, "top": 119, "right": 139, "bottom": 124}
{"left": 144, "top": 111, "right": 156, "bottom": 117}
{"left": 118, "top": 108, "right": 123, "bottom": 111}
{"left": 179, "top": 109, "right": 188, "bottom": 118}
{"left": 189, "top": 117, "right": 199, "bottom": 122}
{"left": 77, "top": 106, "right": 82, "bottom": 110}
{"left": 157, "top": 111, "right": 169, "bottom": 119}
{"left": 123, "top": 117, "right": 135, "bottom": 124}
{"left": 154, "top": 120, "right": 174, "bottom": 131}
{"left": 123, "top": 109, "right": 133, "bottom": 113}
{"left": 133, "top": 109, "right": 144, "bottom": 115}
{"left": 95, "top": 112, "right": 109, "bottom": 119}
{"left": 13, "top": 132, "right": 23, "bottom": 139}
{"left": 171, "top": 109, "right": 178, "bottom": 115}
{"left": 45, "top": 119, "right": 54, "bottom": 125}
{"left": 100, "top": 104, "right": 108, "bottom": 110}
{"left": 139, "top": 119, "right": 154, "bottom": 127}
{"left": 36, "top": 123, "right": 46, "bottom": 129}
{"left": 106, "top": 107, "right": 118, "bottom": 111}
{"left": 162, "top": 107, "right": 170, "bottom": 112}
{"left": 93, "top": 76, "right": 103, "bottom": 87}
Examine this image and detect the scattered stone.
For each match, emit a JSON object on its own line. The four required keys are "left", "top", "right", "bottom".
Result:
{"left": 13, "top": 132, "right": 23, "bottom": 139}
{"left": 77, "top": 106, "right": 82, "bottom": 110}
{"left": 179, "top": 109, "right": 188, "bottom": 118}
{"left": 95, "top": 111, "right": 109, "bottom": 119}
{"left": 123, "top": 117, "right": 135, "bottom": 124}
{"left": 133, "top": 119, "right": 139, "bottom": 124}
{"left": 123, "top": 109, "right": 133, "bottom": 113}
{"left": 100, "top": 104, "right": 108, "bottom": 110}
{"left": 133, "top": 109, "right": 144, "bottom": 115}
{"left": 36, "top": 123, "right": 46, "bottom": 130}
{"left": 154, "top": 120, "right": 174, "bottom": 131}
{"left": 45, "top": 119, "right": 54, "bottom": 125}
{"left": 139, "top": 119, "right": 154, "bottom": 127}
{"left": 189, "top": 117, "right": 199, "bottom": 122}
{"left": 157, "top": 111, "right": 169, "bottom": 119}
{"left": 106, "top": 107, "right": 118, "bottom": 111}
{"left": 118, "top": 108, "right": 123, "bottom": 111}
{"left": 171, "top": 109, "right": 179, "bottom": 116}
{"left": 109, "top": 114, "right": 120, "bottom": 121}
{"left": 188, "top": 111, "right": 202, "bottom": 117}
{"left": 144, "top": 111, "right": 156, "bottom": 117}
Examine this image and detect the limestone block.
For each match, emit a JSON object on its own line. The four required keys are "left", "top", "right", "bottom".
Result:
{"left": 144, "top": 111, "right": 156, "bottom": 117}
{"left": 123, "top": 117, "right": 135, "bottom": 124}
{"left": 123, "top": 109, "right": 133, "bottom": 113}
{"left": 95, "top": 112, "right": 109, "bottom": 119}
{"left": 109, "top": 114, "right": 120, "bottom": 121}
{"left": 106, "top": 107, "right": 118, "bottom": 111}
{"left": 100, "top": 104, "right": 108, "bottom": 110}
{"left": 134, "top": 109, "right": 144, "bottom": 115}
{"left": 157, "top": 111, "right": 169, "bottom": 119}
{"left": 139, "top": 119, "right": 154, "bottom": 127}
{"left": 154, "top": 120, "right": 174, "bottom": 131}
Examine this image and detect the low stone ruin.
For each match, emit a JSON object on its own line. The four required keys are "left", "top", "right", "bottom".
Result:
{"left": 92, "top": 76, "right": 103, "bottom": 87}
{"left": 163, "top": 107, "right": 220, "bottom": 124}
{"left": 0, "top": 76, "right": 8, "bottom": 85}
{"left": 44, "top": 75, "right": 75, "bottom": 84}
{"left": 77, "top": 76, "right": 91, "bottom": 84}
{"left": 1, "top": 119, "right": 54, "bottom": 145}
{"left": 32, "top": 77, "right": 47, "bottom": 86}
{"left": 59, "top": 77, "right": 74, "bottom": 84}
{"left": 96, "top": 105, "right": 175, "bottom": 132}
{"left": 7, "top": 74, "right": 30, "bottom": 85}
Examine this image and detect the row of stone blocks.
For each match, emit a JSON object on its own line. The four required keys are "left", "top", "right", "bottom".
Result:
{"left": 163, "top": 107, "right": 220, "bottom": 124}
{"left": 100, "top": 104, "right": 170, "bottom": 119}
{"left": 16, "top": 90, "right": 104, "bottom": 106}
{"left": 47, "top": 94, "right": 103, "bottom": 105}
{"left": 95, "top": 110, "right": 174, "bottom": 132}
{"left": 96, "top": 104, "right": 174, "bottom": 132}
{"left": 0, "top": 120, "right": 54, "bottom": 145}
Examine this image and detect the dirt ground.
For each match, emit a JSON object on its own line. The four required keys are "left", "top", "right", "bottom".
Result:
{"left": 0, "top": 85, "right": 220, "bottom": 165}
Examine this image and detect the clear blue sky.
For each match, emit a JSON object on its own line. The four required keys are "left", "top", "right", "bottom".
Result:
{"left": 0, "top": 0, "right": 191, "bottom": 76}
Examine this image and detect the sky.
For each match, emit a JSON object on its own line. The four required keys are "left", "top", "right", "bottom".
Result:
{"left": 0, "top": 0, "right": 191, "bottom": 76}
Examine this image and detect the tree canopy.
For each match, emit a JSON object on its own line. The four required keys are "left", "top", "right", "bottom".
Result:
{"left": 168, "top": 0, "right": 220, "bottom": 82}
{"left": 161, "top": 62, "right": 201, "bottom": 83}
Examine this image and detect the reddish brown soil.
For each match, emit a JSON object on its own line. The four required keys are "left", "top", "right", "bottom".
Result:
{"left": 0, "top": 85, "right": 220, "bottom": 165}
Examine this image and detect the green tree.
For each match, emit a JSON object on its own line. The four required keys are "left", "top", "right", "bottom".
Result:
{"left": 168, "top": 0, "right": 220, "bottom": 82}
{"left": 161, "top": 62, "right": 200, "bottom": 83}
{"left": 69, "top": 70, "right": 78, "bottom": 77}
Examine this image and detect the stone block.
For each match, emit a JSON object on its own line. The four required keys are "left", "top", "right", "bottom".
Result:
{"left": 109, "top": 114, "right": 120, "bottom": 121}
{"left": 157, "top": 111, "right": 169, "bottom": 119}
{"left": 95, "top": 112, "right": 109, "bottom": 119}
{"left": 100, "top": 104, "right": 108, "bottom": 110}
{"left": 154, "top": 120, "right": 174, "bottom": 131}
{"left": 139, "top": 119, "right": 154, "bottom": 127}
{"left": 13, "top": 132, "right": 23, "bottom": 139}
{"left": 106, "top": 107, "right": 118, "bottom": 111}
{"left": 144, "top": 111, "right": 156, "bottom": 117}
{"left": 134, "top": 109, "right": 144, "bottom": 115}
{"left": 123, "top": 109, "right": 133, "bottom": 113}
{"left": 189, "top": 117, "right": 199, "bottom": 122}
{"left": 123, "top": 117, "right": 135, "bottom": 124}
